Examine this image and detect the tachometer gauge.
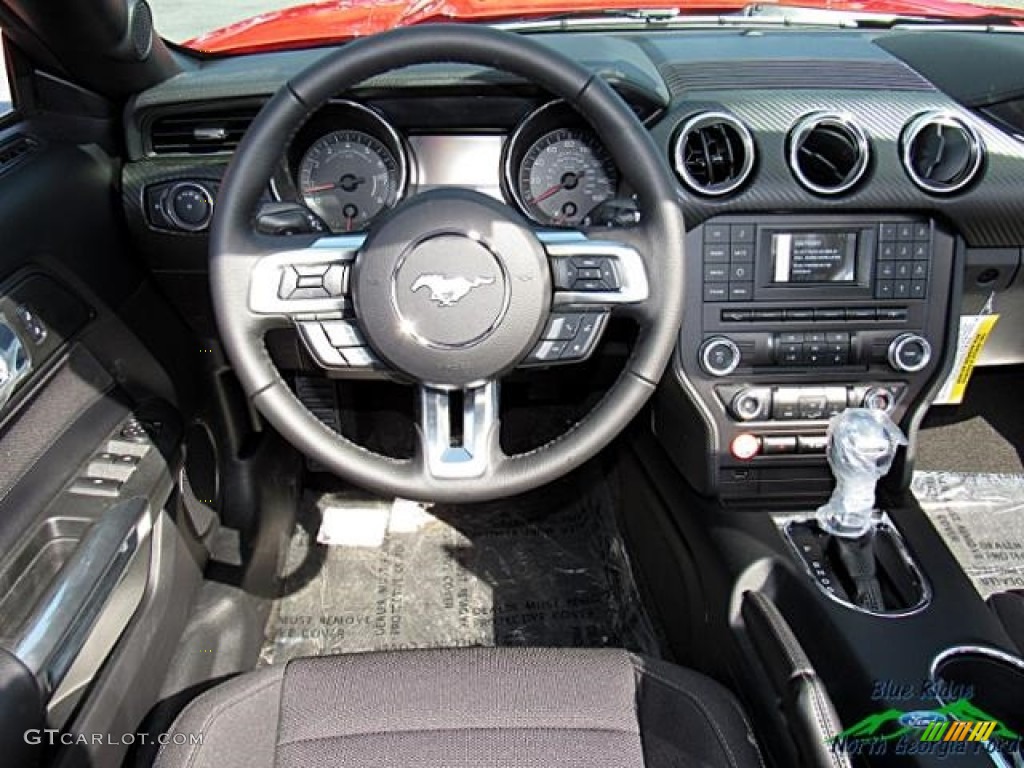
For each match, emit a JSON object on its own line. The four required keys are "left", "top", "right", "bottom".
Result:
{"left": 515, "top": 128, "right": 618, "bottom": 227}
{"left": 298, "top": 129, "right": 403, "bottom": 231}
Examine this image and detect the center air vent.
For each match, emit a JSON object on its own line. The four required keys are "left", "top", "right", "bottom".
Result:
{"left": 148, "top": 106, "right": 261, "bottom": 155}
{"left": 788, "top": 113, "right": 870, "bottom": 195}
{"left": 672, "top": 112, "right": 756, "bottom": 197}
{"left": 902, "top": 112, "right": 983, "bottom": 195}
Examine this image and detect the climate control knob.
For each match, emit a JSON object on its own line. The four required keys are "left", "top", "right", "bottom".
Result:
{"left": 862, "top": 386, "right": 895, "bottom": 412}
{"left": 700, "top": 337, "right": 741, "bottom": 377}
{"left": 887, "top": 333, "right": 932, "bottom": 373}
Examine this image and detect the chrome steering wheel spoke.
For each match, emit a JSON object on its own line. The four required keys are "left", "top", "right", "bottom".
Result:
{"left": 417, "top": 381, "right": 501, "bottom": 481}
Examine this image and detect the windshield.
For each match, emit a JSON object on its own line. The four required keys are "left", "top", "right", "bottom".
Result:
{"left": 150, "top": 0, "right": 1024, "bottom": 54}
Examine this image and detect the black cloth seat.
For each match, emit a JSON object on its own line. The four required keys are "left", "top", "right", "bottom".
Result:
{"left": 155, "top": 647, "right": 763, "bottom": 768}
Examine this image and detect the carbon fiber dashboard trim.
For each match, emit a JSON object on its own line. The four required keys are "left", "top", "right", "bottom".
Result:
{"left": 650, "top": 90, "right": 1024, "bottom": 246}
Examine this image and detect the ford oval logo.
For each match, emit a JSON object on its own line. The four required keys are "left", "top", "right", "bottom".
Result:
{"left": 899, "top": 711, "right": 947, "bottom": 729}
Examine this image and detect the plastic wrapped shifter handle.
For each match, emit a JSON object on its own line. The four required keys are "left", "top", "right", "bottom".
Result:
{"left": 816, "top": 408, "right": 907, "bottom": 538}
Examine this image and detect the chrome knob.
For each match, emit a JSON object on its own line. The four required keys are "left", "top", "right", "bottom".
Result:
{"left": 700, "top": 337, "right": 741, "bottom": 377}
{"left": 887, "top": 333, "right": 932, "bottom": 373}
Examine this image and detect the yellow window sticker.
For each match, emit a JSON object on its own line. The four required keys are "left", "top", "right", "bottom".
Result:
{"left": 934, "top": 312, "right": 999, "bottom": 405}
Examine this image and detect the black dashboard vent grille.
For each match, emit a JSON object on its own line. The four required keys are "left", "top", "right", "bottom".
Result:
{"left": 902, "top": 112, "right": 983, "bottom": 195}
{"left": 788, "top": 113, "right": 870, "bottom": 196}
{"left": 672, "top": 112, "right": 755, "bottom": 197}
{"left": 0, "top": 135, "right": 39, "bottom": 175}
{"left": 660, "top": 59, "right": 934, "bottom": 95}
{"left": 149, "top": 107, "right": 261, "bottom": 154}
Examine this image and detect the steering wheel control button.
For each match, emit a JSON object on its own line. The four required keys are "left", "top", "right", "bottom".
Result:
{"left": 561, "top": 313, "right": 606, "bottom": 360}
{"left": 700, "top": 337, "right": 741, "bottom": 377}
{"left": 542, "top": 313, "right": 585, "bottom": 341}
{"left": 322, "top": 320, "right": 365, "bottom": 348}
{"left": 353, "top": 189, "right": 549, "bottom": 388}
{"left": 730, "top": 433, "right": 761, "bottom": 461}
{"left": 888, "top": 333, "right": 932, "bottom": 373}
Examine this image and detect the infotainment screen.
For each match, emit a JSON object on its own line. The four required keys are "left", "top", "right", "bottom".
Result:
{"left": 771, "top": 232, "right": 857, "bottom": 284}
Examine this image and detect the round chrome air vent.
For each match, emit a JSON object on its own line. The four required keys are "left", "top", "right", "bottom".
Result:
{"left": 788, "top": 112, "right": 870, "bottom": 196}
{"left": 672, "top": 112, "right": 756, "bottom": 197}
{"left": 902, "top": 112, "right": 983, "bottom": 195}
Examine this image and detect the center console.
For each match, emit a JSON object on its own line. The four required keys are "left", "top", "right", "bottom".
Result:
{"left": 656, "top": 214, "right": 957, "bottom": 501}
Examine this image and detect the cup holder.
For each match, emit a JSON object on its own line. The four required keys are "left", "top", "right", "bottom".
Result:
{"left": 931, "top": 646, "right": 1024, "bottom": 765}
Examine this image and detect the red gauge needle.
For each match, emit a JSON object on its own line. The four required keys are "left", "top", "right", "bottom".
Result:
{"left": 532, "top": 183, "right": 564, "bottom": 204}
{"left": 303, "top": 182, "right": 337, "bottom": 194}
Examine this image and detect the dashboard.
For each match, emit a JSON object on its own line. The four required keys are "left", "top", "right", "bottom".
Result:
{"left": 121, "top": 25, "right": 1024, "bottom": 499}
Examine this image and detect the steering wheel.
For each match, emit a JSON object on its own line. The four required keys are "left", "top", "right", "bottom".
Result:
{"left": 210, "top": 24, "right": 685, "bottom": 503}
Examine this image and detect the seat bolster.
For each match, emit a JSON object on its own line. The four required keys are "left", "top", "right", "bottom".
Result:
{"left": 631, "top": 654, "right": 765, "bottom": 768}
{"left": 154, "top": 664, "right": 285, "bottom": 768}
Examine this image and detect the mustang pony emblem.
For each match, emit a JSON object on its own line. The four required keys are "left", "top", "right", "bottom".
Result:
{"left": 411, "top": 274, "right": 495, "bottom": 307}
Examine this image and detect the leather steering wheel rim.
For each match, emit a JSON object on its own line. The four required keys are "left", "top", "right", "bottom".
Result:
{"left": 210, "top": 24, "right": 685, "bottom": 503}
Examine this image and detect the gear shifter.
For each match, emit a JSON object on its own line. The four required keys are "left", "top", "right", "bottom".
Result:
{"left": 813, "top": 409, "right": 908, "bottom": 612}
{"left": 816, "top": 408, "right": 906, "bottom": 538}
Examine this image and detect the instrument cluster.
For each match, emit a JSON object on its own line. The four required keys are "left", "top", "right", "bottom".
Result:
{"left": 281, "top": 100, "right": 624, "bottom": 232}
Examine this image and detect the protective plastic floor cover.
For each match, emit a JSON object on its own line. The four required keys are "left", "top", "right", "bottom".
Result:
{"left": 260, "top": 480, "right": 657, "bottom": 665}
{"left": 913, "top": 471, "right": 1024, "bottom": 598}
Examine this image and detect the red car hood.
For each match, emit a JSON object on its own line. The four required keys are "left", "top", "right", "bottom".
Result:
{"left": 185, "top": 0, "right": 1023, "bottom": 54}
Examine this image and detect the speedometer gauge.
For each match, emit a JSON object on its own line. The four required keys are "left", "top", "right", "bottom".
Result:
{"left": 298, "top": 130, "right": 402, "bottom": 231}
{"left": 517, "top": 128, "right": 618, "bottom": 227}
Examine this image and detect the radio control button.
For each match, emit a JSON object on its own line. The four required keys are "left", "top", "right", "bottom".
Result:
{"left": 879, "top": 243, "right": 897, "bottom": 260}
{"left": 730, "top": 244, "right": 754, "bottom": 261}
{"left": 703, "top": 243, "right": 730, "bottom": 263}
{"left": 705, "top": 224, "right": 730, "bottom": 243}
{"left": 729, "top": 283, "right": 754, "bottom": 301}
{"left": 780, "top": 332, "right": 804, "bottom": 344}
{"left": 700, "top": 337, "right": 741, "bottom": 377}
{"left": 911, "top": 262, "right": 929, "bottom": 279}
{"left": 825, "top": 332, "right": 850, "bottom": 343}
{"left": 895, "top": 262, "right": 913, "bottom": 279}
{"left": 912, "top": 243, "right": 930, "bottom": 259}
{"left": 847, "top": 308, "right": 876, "bottom": 321}
{"left": 876, "top": 280, "right": 895, "bottom": 298}
{"left": 897, "top": 223, "right": 915, "bottom": 241}
{"left": 814, "top": 308, "right": 845, "bottom": 321}
{"left": 729, "top": 263, "right": 753, "bottom": 282}
{"left": 804, "top": 331, "right": 825, "bottom": 343}
{"left": 730, "top": 224, "right": 755, "bottom": 243}
{"left": 894, "top": 281, "right": 911, "bottom": 299}
{"left": 721, "top": 309, "right": 751, "bottom": 322}
{"left": 785, "top": 308, "right": 815, "bottom": 321}
{"left": 913, "top": 222, "right": 930, "bottom": 239}
{"left": 704, "top": 264, "right": 729, "bottom": 282}
{"left": 880, "top": 223, "right": 899, "bottom": 242}
{"left": 910, "top": 280, "right": 927, "bottom": 298}
{"left": 878, "top": 262, "right": 896, "bottom": 279}
{"left": 878, "top": 307, "right": 908, "bottom": 321}
{"left": 704, "top": 285, "right": 728, "bottom": 302}
{"left": 897, "top": 243, "right": 913, "bottom": 259}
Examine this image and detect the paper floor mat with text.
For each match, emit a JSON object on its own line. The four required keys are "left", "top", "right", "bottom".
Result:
{"left": 259, "top": 482, "right": 657, "bottom": 664}
{"left": 913, "top": 471, "right": 1024, "bottom": 598}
